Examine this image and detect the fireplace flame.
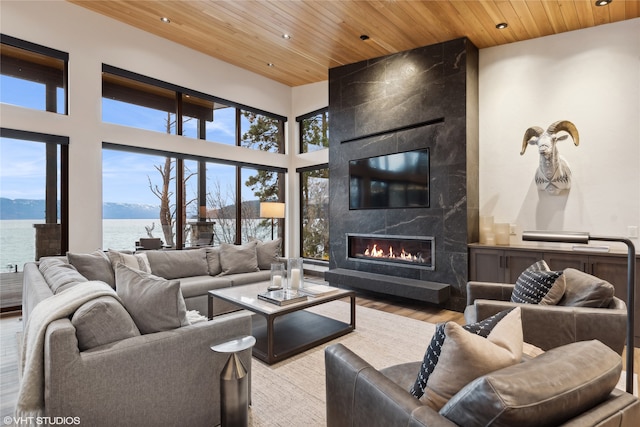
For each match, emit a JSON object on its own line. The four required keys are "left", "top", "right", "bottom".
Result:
{"left": 364, "top": 243, "right": 423, "bottom": 263}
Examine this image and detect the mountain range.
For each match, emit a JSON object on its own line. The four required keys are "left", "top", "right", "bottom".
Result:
{"left": 0, "top": 198, "right": 264, "bottom": 220}
{"left": 0, "top": 198, "right": 159, "bottom": 219}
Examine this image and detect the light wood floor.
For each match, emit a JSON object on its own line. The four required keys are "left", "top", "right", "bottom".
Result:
{"left": 1, "top": 291, "right": 638, "bottom": 417}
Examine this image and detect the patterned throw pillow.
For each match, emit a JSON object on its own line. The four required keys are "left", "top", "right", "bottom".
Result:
{"left": 511, "top": 260, "right": 565, "bottom": 305}
{"left": 409, "top": 308, "right": 523, "bottom": 410}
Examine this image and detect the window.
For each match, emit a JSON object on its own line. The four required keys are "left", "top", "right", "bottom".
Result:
{"left": 241, "top": 167, "right": 284, "bottom": 243}
{"left": 102, "top": 72, "right": 177, "bottom": 134}
{"left": 102, "top": 148, "right": 176, "bottom": 250}
{"left": 298, "top": 108, "right": 329, "bottom": 153}
{"left": 240, "top": 110, "right": 285, "bottom": 153}
{"left": 300, "top": 166, "right": 329, "bottom": 260}
{"left": 0, "top": 129, "right": 68, "bottom": 271}
{"left": 102, "top": 65, "right": 285, "bottom": 150}
{"left": 1, "top": 35, "right": 68, "bottom": 114}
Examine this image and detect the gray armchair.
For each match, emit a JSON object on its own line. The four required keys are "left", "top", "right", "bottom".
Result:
{"left": 325, "top": 341, "right": 640, "bottom": 427}
{"left": 464, "top": 280, "right": 627, "bottom": 354}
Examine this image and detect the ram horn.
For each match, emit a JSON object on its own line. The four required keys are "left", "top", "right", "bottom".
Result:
{"left": 521, "top": 126, "right": 544, "bottom": 155}
{"left": 546, "top": 120, "right": 579, "bottom": 146}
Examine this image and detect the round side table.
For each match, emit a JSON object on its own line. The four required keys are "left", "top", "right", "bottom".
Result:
{"left": 211, "top": 335, "right": 256, "bottom": 427}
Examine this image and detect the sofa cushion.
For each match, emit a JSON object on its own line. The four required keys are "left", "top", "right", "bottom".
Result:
{"left": 178, "top": 275, "right": 233, "bottom": 298}
{"left": 107, "top": 249, "right": 151, "bottom": 273}
{"left": 38, "top": 257, "right": 88, "bottom": 294}
{"left": 67, "top": 250, "right": 115, "bottom": 288}
{"left": 439, "top": 340, "right": 621, "bottom": 427}
{"left": 219, "top": 241, "right": 260, "bottom": 275}
{"left": 409, "top": 307, "right": 522, "bottom": 411}
{"left": 145, "top": 248, "right": 208, "bottom": 279}
{"left": 115, "top": 263, "right": 190, "bottom": 334}
{"left": 511, "top": 260, "right": 565, "bottom": 305}
{"left": 71, "top": 295, "right": 140, "bottom": 351}
{"left": 255, "top": 238, "right": 282, "bottom": 270}
{"left": 558, "top": 268, "right": 615, "bottom": 308}
{"left": 228, "top": 270, "right": 271, "bottom": 286}
{"left": 206, "top": 247, "right": 222, "bottom": 275}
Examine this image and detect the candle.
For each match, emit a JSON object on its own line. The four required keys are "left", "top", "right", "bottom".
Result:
{"left": 272, "top": 275, "right": 282, "bottom": 288}
{"left": 290, "top": 268, "right": 301, "bottom": 290}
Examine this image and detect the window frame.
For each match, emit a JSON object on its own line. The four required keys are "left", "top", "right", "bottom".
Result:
{"left": 1, "top": 34, "right": 69, "bottom": 115}
{"left": 0, "top": 127, "right": 69, "bottom": 255}
{"left": 298, "top": 163, "right": 329, "bottom": 262}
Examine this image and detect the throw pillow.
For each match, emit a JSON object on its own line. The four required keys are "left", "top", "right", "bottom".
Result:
{"left": 558, "top": 268, "right": 615, "bottom": 308}
{"left": 219, "top": 241, "right": 260, "bottom": 275}
{"left": 71, "top": 295, "right": 140, "bottom": 351}
{"left": 107, "top": 249, "right": 151, "bottom": 273}
{"left": 409, "top": 308, "right": 522, "bottom": 411}
{"left": 511, "top": 260, "right": 565, "bottom": 305}
{"left": 38, "top": 257, "right": 88, "bottom": 294}
{"left": 145, "top": 248, "right": 209, "bottom": 279}
{"left": 439, "top": 340, "right": 621, "bottom": 426}
{"left": 255, "top": 238, "right": 282, "bottom": 270}
{"left": 206, "top": 246, "right": 222, "bottom": 276}
{"left": 115, "top": 263, "right": 189, "bottom": 334}
{"left": 67, "top": 250, "right": 115, "bottom": 288}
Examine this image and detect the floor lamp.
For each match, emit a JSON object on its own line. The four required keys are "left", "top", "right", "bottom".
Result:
{"left": 522, "top": 230, "right": 636, "bottom": 394}
{"left": 260, "top": 202, "right": 285, "bottom": 240}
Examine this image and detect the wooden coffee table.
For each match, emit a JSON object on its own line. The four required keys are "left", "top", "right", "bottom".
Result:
{"left": 208, "top": 282, "right": 355, "bottom": 364}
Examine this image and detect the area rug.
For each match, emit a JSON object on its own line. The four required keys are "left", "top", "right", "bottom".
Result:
{"left": 247, "top": 301, "right": 638, "bottom": 426}
{"left": 248, "top": 300, "right": 436, "bottom": 426}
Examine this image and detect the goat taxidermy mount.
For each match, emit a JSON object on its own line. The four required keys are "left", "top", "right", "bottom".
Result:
{"left": 520, "top": 120, "right": 579, "bottom": 195}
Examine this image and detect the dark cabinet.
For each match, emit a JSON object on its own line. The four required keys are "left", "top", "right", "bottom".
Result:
{"left": 469, "top": 244, "right": 640, "bottom": 346}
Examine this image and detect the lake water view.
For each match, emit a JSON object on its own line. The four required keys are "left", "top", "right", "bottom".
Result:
{"left": 0, "top": 219, "right": 273, "bottom": 272}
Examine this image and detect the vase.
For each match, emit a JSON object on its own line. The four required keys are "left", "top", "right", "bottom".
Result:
{"left": 287, "top": 258, "right": 303, "bottom": 291}
{"left": 269, "top": 263, "right": 285, "bottom": 290}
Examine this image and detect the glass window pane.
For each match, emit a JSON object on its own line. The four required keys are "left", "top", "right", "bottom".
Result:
{"left": 206, "top": 163, "right": 237, "bottom": 244}
{"left": 301, "top": 110, "right": 329, "bottom": 153}
{"left": 183, "top": 159, "right": 201, "bottom": 247}
{"left": 102, "top": 72, "right": 177, "bottom": 134}
{"left": 1, "top": 43, "right": 67, "bottom": 114}
{"left": 0, "top": 137, "right": 62, "bottom": 271}
{"left": 102, "top": 149, "right": 176, "bottom": 250}
{"left": 240, "top": 110, "right": 284, "bottom": 153}
{"left": 301, "top": 168, "right": 329, "bottom": 260}
{"left": 182, "top": 94, "right": 236, "bottom": 145}
{"left": 241, "top": 167, "right": 283, "bottom": 243}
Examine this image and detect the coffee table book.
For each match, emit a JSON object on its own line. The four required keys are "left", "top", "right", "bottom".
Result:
{"left": 298, "top": 284, "right": 340, "bottom": 297}
{"left": 258, "top": 289, "right": 308, "bottom": 306}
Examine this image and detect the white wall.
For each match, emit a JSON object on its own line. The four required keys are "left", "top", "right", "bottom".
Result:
{"left": 1, "top": 0, "right": 328, "bottom": 255}
{"left": 479, "top": 18, "right": 640, "bottom": 250}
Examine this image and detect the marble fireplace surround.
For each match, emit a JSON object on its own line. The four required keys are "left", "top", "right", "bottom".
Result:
{"left": 325, "top": 37, "right": 479, "bottom": 311}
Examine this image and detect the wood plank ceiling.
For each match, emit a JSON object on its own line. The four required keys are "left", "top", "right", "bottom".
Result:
{"left": 68, "top": 0, "right": 639, "bottom": 87}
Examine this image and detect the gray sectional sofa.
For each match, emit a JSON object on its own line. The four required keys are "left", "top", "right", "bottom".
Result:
{"left": 19, "top": 239, "right": 281, "bottom": 426}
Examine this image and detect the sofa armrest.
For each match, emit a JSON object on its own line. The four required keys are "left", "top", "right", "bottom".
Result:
{"left": 44, "top": 311, "right": 252, "bottom": 426}
{"left": 561, "top": 389, "right": 640, "bottom": 427}
{"left": 467, "top": 300, "right": 627, "bottom": 354}
{"left": 325, "top": 344, "right": 456, "bottom": 427}
{"left": 465, "top": 281, "right": 514, "bottom": 305}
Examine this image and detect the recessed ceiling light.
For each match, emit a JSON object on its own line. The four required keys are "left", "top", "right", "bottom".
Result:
{"left": 360, "top": 34, "right": 370, "bottom": 41}
{"left": 160, "top": 17, "right": 171, "bottom": 23}
{"left": 595, "top": 0, "right": 612, "bottom": 6}
{"left": 282, "top": 34, "right": 291, "bottom": 40}
{"left": 496, "top": 22, "right": 508, "bottom": 29}
{"left": 267, "top": 63, "right": 275, "bottom": 67}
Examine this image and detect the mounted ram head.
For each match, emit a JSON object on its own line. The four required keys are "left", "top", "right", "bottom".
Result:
{"left": 521, "top": 120, "right": 580, "bottom": 195}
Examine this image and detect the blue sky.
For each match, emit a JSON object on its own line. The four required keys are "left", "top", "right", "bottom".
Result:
{"left": 1, "top": 75, "right": 259, "bottom": 207}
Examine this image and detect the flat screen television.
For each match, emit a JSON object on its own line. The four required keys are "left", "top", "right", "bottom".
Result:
{"left": 349, "top": 149, "right": 430, "bottom": 210}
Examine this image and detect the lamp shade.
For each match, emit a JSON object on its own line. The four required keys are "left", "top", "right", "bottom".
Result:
{"left": 260, "top": 202, "right": 285, "bottom": 219}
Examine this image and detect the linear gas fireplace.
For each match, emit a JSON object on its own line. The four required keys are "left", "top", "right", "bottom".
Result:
{"left": 347, "top": 233, "right": 434, "bottom": 270}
